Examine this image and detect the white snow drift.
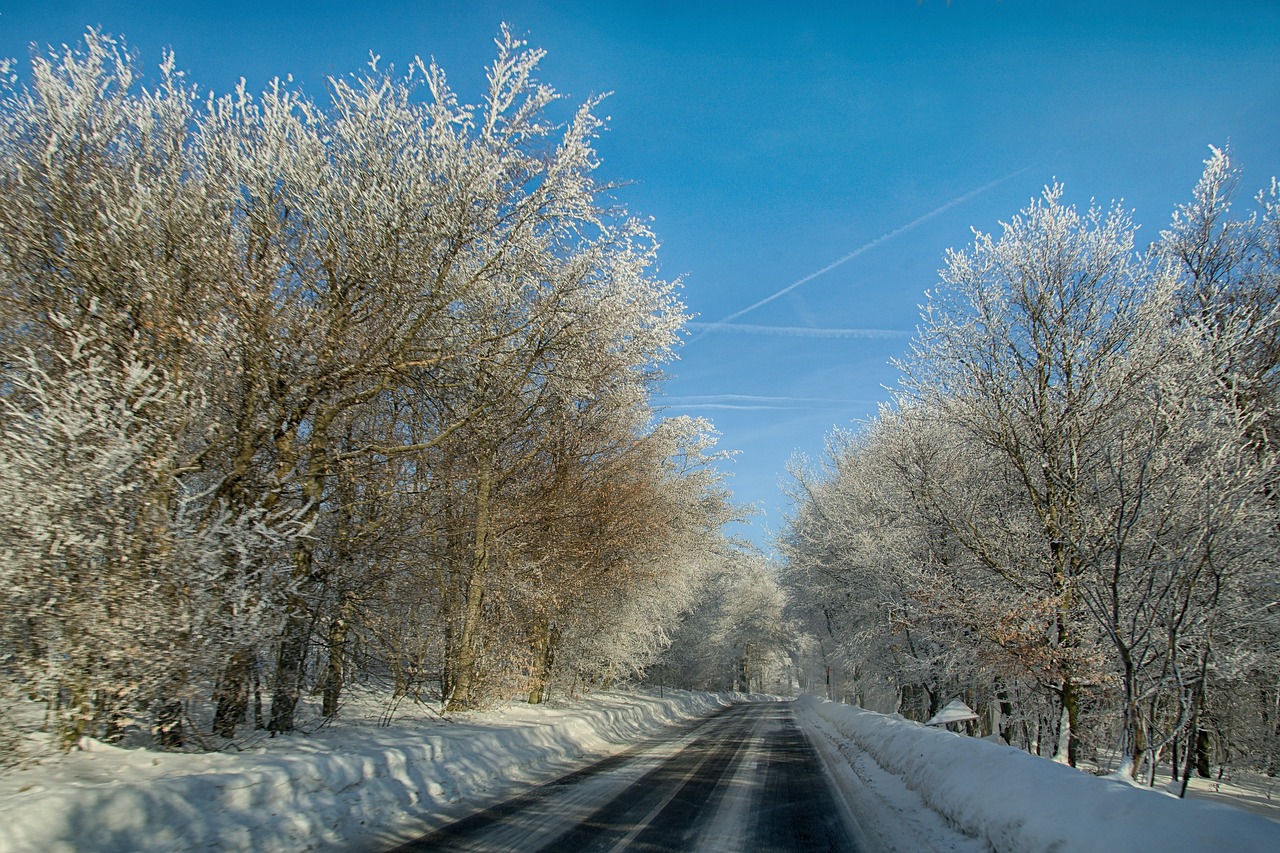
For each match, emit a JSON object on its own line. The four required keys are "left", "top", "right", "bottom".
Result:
{"left": 798, "top": 695, "right": 1280, "bottom": 853}
{"left": 0, "top": 690, "right": 735, "bottom": 852}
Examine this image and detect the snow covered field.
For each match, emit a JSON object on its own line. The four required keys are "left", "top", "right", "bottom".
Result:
{"left": 2, "top": 691, "right": 1278, "bottom": 852}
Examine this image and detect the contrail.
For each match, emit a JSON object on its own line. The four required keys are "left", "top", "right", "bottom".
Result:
{"left": 662, "top": 393, "right": 883, "bottom": 411}
{"left": 693, "top": 164, "right": 1035, "bottom": 340}
{"left": 685, "top": 322, "right": 909, "bottom": 339}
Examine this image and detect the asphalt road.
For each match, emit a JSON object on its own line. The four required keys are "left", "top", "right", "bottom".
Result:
{"left": 387, "top": 701, "right": 861, "bottom": 853}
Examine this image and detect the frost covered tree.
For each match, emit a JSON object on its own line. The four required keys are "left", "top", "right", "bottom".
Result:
{"left": 657, "top": 552, "right": 798, "bottom": 695}
{"left": 782, "top": 411, "right": 1018, "bottom": 726}
{"left": 1146, "top": 148, "right": 1280, "bottom": 784}
{"left": 0, "top": 34, "right": 305, "bottom": 747}
{"left": 892, "top": 186, "right": 1160, "bottom": 764}
{"left": 1158, "top": 147, "right": 1280, "bottom": 443}
{"left": 0, "top": 28, "right": 731, "bottom": 753}
{"left": 784, "top": 158, "right": 1280, "bottom": 778}
{"left": 0, "top": 320, "right": 303, "bottom": 748}
{"left": 546, "top": 416, "right": 740, "bottom": 696}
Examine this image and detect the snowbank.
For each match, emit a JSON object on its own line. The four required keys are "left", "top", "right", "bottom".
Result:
{"left": 0, "top": 689, "right": 737, "bottom": 852}
{"left": 797, "top": 695, "right": 1280, "bottom": 853}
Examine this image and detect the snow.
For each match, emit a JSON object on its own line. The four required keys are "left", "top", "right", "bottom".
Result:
{"left": 923, "top": 698, "right": 978, "bottom": 726}
{"left": 4, "top": 691, "right": 1278, "bottom": 853}
{"left": 802, "top": 702, "right": 987, "bottom": 853}
{"left": 796, "top": 695, "right": 1280, "bottom": 853}
{"left": 0, "top": 689, "right": 740, "bottom": 852}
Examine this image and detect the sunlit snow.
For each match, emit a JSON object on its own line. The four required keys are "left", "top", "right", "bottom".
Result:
{"left": 2, "top": 692, "right": 1277, "bottom": 852}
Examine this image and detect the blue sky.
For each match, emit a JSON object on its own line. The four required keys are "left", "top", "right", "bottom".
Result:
{"left": 5, "top": 1, "right": 1280, "bottom": 549}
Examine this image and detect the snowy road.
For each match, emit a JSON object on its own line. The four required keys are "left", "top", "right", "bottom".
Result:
{"left": 387, "top": 702, "right": 861, "bottom": 853}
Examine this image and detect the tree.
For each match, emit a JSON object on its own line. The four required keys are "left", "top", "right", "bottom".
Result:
{"left": 893, "top": 185, "right": 1159, "bottom": 764}
{"left": 782, "top": 412, "right": 1014, "bottom": 725}
{"left": 1148, "top": 147, "right": 1280, "bottom": 785}
{"left": 782, "top": 156, "right": 1280, "bottom": 780}
{"left": 657, "top": 553, "right": 798, "bottom": 695}
{"left": 0, "top": 319, "right": 304, "bottom": 748}
{"left": 0, "top": 28, "right": 729, "bottom": 755}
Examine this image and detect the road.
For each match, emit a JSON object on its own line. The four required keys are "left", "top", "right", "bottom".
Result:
{"left": 387, "top": 701, "right": 860, "bottom": 852}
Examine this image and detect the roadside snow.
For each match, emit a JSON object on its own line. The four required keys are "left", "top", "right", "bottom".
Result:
{"left": 9, "top": 691, "right": 1274, "bottom": 853}
{"left": 797, "top": 695, "right": 1280, "bottom": 853}
{"left": 0, "top": 689, "right": 739, "bottom": 853}
{"left": 801, "top": 700, "right": 986, "bottom": 853}
{"left": 1076, "top": 749, "right": 1280, "bottom": 824}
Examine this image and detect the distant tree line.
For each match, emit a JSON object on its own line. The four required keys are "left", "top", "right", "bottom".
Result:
{"left": 0, "top": 29, "right": 742, "bottom": 757}
{"left": 783, "top": 150, "right": 1280, "bottom": 787}
{"left": 652, "top": 554, "right": 801, "bottom": 695}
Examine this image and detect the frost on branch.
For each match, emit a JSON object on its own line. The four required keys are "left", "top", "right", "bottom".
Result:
{"left": 0, "top": 27, "right": 733, "bottom": 749}
{"left": 0, "top": 321, "right": 305, "bottom": 750}
{"left": 783, "top": 153, "right": 1280, "bottom": 784}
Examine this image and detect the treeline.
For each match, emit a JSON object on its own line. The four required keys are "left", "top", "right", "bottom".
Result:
{"left": 783, "top": 151, "right": 1280, "bottom": 785}
{"left": 0, "top": 30, "right": 738, "bottom": 756}
{"left": 652, "top": 554, "right": 800, "bottom": 695}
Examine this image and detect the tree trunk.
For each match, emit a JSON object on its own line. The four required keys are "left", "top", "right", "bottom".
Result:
{"left": 268, "top": 448, "right": 327, "bottom": 733}
{"left": 1179, "top": 715, "right": 1199, "bottom": 796}
{"left": 269, "top": 537, "right": 320, "bottom": 734}
{"left": 322, "top": 590, "right": 356, "bottom": 718}
{"left": 253, "top": 659, "right": 265, "bottom": 730}
{"left": 446, "top": 458, "right": 494, "bottom": 712}
{"left": 528, "top": 622, "right": 558, "bottom": 705}
{"left": 212, "top": 649, "right": 253, "bottom": 738}
{"left": 1118, "top": 646, "right": 1143, "bottom": 777}
{"left": 154, "top": 692, "right": 184, "bottom": 749}
{"left": 1131, "top": 714, "right": 1146, "bottom": 780}
{"left": 1064, "top": 679, "right": 1081, "bottom": 767}
{"left": 1268, "top": 680, "right": 1280, "bottom": 777}
{"left": 1053, "top": 677, "right": 1082, "bottom": 766}
{"left": 268, "top": 610, "right": 312, "bottom": 733}
{"left": 1053, "top": 590, "right": 1081, "bottom": 766}
{"left": 1195, "top": 727, "right": 1212, "bottom": 778}
{"left": 998, "top": 693, "right": 1014, "bottom": 745}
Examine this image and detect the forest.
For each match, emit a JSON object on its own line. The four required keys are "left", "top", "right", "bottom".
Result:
{"left": 783, "top": 151, "right": 1280, "bottom": 785}
{"left": 5, "top": 26, "right": 1278, "bottom": 797}
{"left": 0, "top": 29, "right": 758, "bottom": 759}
